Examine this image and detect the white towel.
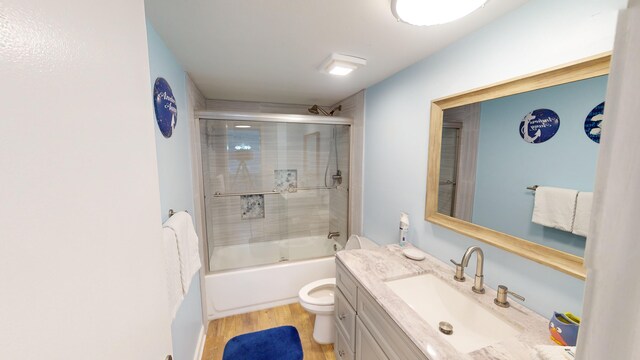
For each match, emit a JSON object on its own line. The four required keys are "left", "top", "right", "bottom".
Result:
{"left": 572, "top": 192, "right": 593, "bottom": 237}
{"left": 532, "top": 187, "right": 578, "bottom": 232}
{"left": 162, "top": 227, "right": 183, "bottom": 319}
{"left": 164, "top": 211, "right": 201, "bottom": 294}
{"left": 533, "top": 345, "right": 576, "bottom": 360}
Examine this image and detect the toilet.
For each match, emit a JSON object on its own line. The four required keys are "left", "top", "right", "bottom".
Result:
{"left": 298, "top": 235, "right": 378, "bottom": 344}
{"left": 298, "top": 278, "right": 336, "bottom": 344}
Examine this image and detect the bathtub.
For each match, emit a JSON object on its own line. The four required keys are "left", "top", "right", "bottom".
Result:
{"left": 205, "top": 236, "right": 341, "bottom": 319}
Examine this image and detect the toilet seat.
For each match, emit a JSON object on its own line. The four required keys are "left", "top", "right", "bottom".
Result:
{"left": 298, "top": 278, "right": 335, "bottom": 306}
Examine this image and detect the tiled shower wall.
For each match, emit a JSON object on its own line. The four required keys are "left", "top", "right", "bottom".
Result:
{"left": 200, "top": 120, "right": 350, "bottom": 252}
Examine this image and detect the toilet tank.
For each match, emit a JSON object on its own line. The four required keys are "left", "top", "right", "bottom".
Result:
{"left": 344, "top": 235, "right": 379, "bottom": 250}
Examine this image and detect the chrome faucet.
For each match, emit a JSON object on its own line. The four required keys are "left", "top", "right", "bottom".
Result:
{"left": 327, "top": 231, "right": 340, "bottom": 239}
{"left": 450, "top": 246, "right": 485, "bottom": 294}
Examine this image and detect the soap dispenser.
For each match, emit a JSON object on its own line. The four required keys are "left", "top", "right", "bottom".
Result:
{"left": 399, "top": 212, "right": 409, "bottom": 247}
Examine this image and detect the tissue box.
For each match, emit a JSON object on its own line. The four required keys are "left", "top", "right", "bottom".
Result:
{"left": 548, "top": 312, "right": 580, "bottom": 346}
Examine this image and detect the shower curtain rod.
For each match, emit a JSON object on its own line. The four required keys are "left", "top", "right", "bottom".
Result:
{"left": 196, "top": 110, "right": 352, "bottom": 125}
{"left": 212, "top": 186, "right": 338, "bottom": 197}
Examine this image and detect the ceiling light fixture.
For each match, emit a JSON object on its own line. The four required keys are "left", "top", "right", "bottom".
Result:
{"left": 320, "top": 53, "right": 367, "bottom": 76}
{"left": 391, "top": 0, "right": 487, "bottom": 26}
{"left": 235, "top": 125, "right": 251, "bottom": 128}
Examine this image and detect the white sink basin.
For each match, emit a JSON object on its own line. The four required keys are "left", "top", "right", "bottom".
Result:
{"left": 385, "top": 273, "right": 522, "bottom": 353}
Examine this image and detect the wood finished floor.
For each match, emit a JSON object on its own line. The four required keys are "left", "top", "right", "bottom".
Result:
{"left": 201, "top": 303, "right": 335, "bottom": 360}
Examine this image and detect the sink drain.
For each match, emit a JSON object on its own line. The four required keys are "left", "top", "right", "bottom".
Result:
{"left": 439, "top": 321, "right": 453, "bottom": 335}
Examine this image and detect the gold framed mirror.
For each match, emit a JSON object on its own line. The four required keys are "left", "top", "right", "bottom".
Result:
{"left": 425, "top": 53, "right": 611, "bottom": 280}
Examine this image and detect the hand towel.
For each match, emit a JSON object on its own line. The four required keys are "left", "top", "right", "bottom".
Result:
{"left": 164, "top": 211, "right": 202, "bottom": 294}
{"left": 162, "top": 227, "right": 183, "bottom": 319}
{"left": 533, "top": 345, "right": 576, "bottom": 360}
{"left": 572, "top": 192, "right": 593, "bottom": 237}
{"left": 532, "top": 187, "right": 578, "bottom": 232}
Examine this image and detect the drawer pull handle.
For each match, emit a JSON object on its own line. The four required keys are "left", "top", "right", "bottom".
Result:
{"left": 338, "top": 350, "right": 345, "bottom": 357}
{"left": 338, "top": 313, "right": 347, "bottom": 320}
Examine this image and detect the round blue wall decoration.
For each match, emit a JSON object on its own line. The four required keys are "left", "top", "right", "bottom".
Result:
{"left": 153, "top": 77, "right": 177, "bottom": 138}
{"left": 519, "top": 108, "right": 560, "bottom": 144}
{"left": 584, "top": 101, "right": 605, "bottom": 143}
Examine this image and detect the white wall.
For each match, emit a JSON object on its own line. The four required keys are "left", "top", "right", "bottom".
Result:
{"left": 0, "top": 0, "right": 172, "bottom": 359}
{"left": 363, "top": 0, "right": 626, "bottom": 317}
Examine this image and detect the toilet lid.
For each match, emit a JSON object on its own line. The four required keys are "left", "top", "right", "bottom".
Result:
{"left": 298, "top": 278, "right": 335, "bottom": 306}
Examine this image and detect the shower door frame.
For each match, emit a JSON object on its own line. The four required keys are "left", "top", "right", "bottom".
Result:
{"left": 439, "top": 122, "right": 463, "bottom": 217}
{"left": 192, "top": 110, "right": 353, "bottom": 275}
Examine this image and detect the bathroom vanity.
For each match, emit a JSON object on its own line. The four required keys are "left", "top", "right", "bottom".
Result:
{"left": 334, "top": 245, "right": 554, "bottom": 359}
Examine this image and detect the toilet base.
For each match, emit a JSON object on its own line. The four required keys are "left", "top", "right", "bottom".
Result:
{"left": 312, "top": 314, "right": 335, "bottom": 344}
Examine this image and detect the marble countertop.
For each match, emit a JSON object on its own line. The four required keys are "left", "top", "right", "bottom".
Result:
{"left": 336, "top": 244, "right": 555, "bottom": 359}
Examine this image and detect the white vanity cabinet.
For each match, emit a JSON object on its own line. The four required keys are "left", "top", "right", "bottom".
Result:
{"left": 335, "top": 259, "right": 428, "bottom": 360}
{"left": 335, "top": 288, "right": 356, "bottom": 348}
{"left": 355, "top": 318, "right": 389, "bottom": 360}
{"left": 335, "top": 260, "right": 358, "bottom": 360}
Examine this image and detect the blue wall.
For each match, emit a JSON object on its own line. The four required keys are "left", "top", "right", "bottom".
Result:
{"left": 363, "top": 0, "right": 624, "bottom": 318}
{"left": 147, "top": 21, "right": 203, "bottom": 360}
{"left": 473, "top": 76, "right": 607, "bottom": 257}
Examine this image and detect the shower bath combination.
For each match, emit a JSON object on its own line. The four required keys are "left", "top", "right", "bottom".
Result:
{"left": 197, "top": 111, "right": 351, "bottom": 319}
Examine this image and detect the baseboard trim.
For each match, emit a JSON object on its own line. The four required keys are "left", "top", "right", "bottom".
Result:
{"left": 193, "top": 325, "right": 206, "bottom": 360}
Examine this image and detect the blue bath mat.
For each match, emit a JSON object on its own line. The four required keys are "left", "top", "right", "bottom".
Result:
{"left": 222, "top": 325, "right": 303, "bottom": 360}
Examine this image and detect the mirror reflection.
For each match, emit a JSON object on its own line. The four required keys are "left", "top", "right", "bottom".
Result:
{"left": 438, "top": 75, "right": 608, "bottom": 257}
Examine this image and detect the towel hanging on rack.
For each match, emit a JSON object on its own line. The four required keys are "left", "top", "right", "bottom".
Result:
{"left": 572, "top": 192, "right": 593, "bottom": 237}
{"left": 531, "top": 186, "right": 578, "bottom": 232}
{"left": 163, "top": 211, "right": 201, "bottom": 295}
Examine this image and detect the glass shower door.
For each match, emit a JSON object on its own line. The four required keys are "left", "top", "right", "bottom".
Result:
{"left": 438, "top": 124, "right": 461, "bottom": 216}
{"left": 199, "top": 119, "right": 350, "bottom": 272}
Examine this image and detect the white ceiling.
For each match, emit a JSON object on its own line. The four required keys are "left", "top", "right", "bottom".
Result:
{"left": 145, "top": 0, "right": 529, "bottom": 106}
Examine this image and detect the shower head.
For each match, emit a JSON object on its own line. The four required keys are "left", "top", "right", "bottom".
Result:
{"left": 308, "top": 104, "right": 342, "bottom": 116}
{"left": 308, "top": 104, "right": 329, "bottom": 116}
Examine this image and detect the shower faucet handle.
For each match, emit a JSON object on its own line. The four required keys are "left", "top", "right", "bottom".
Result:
{"left": 328, "top": 231, "right": 340, "bottom": 239}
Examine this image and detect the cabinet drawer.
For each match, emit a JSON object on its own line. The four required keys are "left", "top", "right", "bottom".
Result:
{"left": 355, "top": 317, "right": 389, "bottom": 360}
{"left": 336, "top": 259, "right": 358, "bottom": 308}
{"left": 335, "top": 288, "right": 356, "bottom": 350}
{"left": 335, "top": 325, "right": 355, "bottom": 360}
{"left": 358, "top": 288, "right": 427, "bottom": 360}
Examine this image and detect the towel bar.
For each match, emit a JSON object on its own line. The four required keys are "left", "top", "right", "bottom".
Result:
{"left": 168, "top": 209, "right": 188, "bottom": 217}
{"left": 211, "top": 185, "right": 338, "bottom": 197}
